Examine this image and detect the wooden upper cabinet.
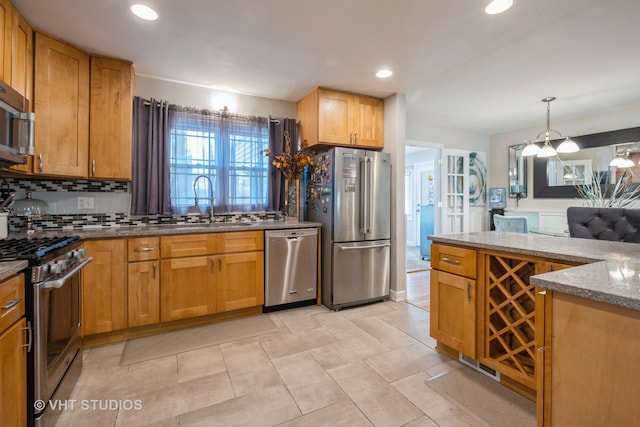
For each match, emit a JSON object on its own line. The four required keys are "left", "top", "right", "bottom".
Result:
{"left": 33, "top": 32, "right": 89, "bottom": 177}
{"left": 0, "top": 0, "right": 11, "bottom": 85}
{"left": 10, "top": 7, "right": 31, "bottom": 101}
{"left": 297, "top": 87, "right": 384, "bottom": 149}
{"left": 89, "top": 56, "right": 134, "bottom": 180}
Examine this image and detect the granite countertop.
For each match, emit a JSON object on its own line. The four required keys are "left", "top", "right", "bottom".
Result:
{"left": 6, "top": 220, "right": 321, "bottom": 240}
{"left": 0, "top": 260, "right": 28, "bottom": 282}
{"left": 0, "top": 220, "right": 321, "bottom": 281}
{"left": 429, "top": 231, "right": 640, "bottom": 311}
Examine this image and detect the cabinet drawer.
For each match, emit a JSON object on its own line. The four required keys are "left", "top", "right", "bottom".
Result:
{"left": 217, "top": 231, "right": 264, "bottom": 253}
{"left": 0, "top": 274, "right": 25, "bottom": 332}
{"left": 161, "top": 234, "right": 217, "bottom": 258}
{"left": 128, "top": 237, "right": 160, "bottom": 261}
{"left": 431, "top": 244, "right": 477, "bottom": 279}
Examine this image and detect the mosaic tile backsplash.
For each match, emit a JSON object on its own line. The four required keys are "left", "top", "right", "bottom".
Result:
{"left": 1, "top": 178, "right": 286, "bottom": 232}
{"left": 8, "top": 212, "right": 285, "bottom": 232}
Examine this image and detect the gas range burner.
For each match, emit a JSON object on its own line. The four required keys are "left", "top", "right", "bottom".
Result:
{"left": 0, "top": 236, "right": 81, "bottom": 261}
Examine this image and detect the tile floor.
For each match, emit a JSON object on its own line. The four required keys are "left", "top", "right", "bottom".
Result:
{"left": 55, "top": 301, "right": 535, "bottom": 427}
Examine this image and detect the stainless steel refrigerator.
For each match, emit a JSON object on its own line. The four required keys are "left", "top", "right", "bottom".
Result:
{"left": 307, "top": 147, "right": 391, "bottom": 310}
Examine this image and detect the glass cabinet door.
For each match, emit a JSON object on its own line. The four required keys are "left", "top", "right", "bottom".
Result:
{"left": 441, "top": 150, "right": 469, "bottom": 234}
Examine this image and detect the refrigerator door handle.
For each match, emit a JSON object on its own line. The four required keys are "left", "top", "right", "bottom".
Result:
{"left": 338, "top": 242, "right": 391, "bottom": 250}
{"left": 360, "top": 157, "right": 369, "bottom": 234}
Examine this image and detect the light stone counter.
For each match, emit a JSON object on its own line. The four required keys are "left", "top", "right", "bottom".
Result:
{"left": 0, "top": 260, "right": 28, "bottom": 281}
{"left": 429, "top": 231, "right": 640, "bottom": 311}
{"left": 7, "top": 219, "right": 321, "bottom": 240}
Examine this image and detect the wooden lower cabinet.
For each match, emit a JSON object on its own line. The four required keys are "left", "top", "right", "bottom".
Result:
{"left": 217, "top": 251, "right": 264, "bottom": 312}
{"left": 128, "top": 260, "right": 159, "bottom": 327}
{"left": 83, "top": 239, "right": 126, "bottom": 335}
{"left": 538, "top": 291, "right": 640, "bottom": 426}
{"left": 160, "top": 256, "right": 216, "bottom": 322}
{"left": 0, "top": 273, "right": 27, "bottom": 427}
{"left": 430, "top": 270, "right": 476, "bottom": 357}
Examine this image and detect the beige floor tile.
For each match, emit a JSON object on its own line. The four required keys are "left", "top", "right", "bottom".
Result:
{"left": 310, "top": 334, "right": 389, "bottom": 370}
{"left": 339, "top": 300, "right": 398, "bottom": 320}
{"left": 114, "top": 371, "right": 235, "bottom": 426}
{"left": 364, "top": 343, "right": 452, "bottom": 382}
{"left": 328, "top": 362, "right": 424, "bottom": 427}
{"left": 272, "top": 307, "right": 323, "bottom": 333}
{"left": 393, "top": 318, "right": 437, "bottom": 348}
{"left": 313, "top": 311, "right": 368, "bottom": 340}
{"left": 260, "top": 327, "right": 337, "bottom": 359}
{"left": 276, "top": 399, "right": 373, "bottom": 427}
{"left": 272, "top": 351, "right": 347, "bottom": 414}
{"left": 221, "top": 341, "right": 283, "bottom": 396}
{"left": 392, "top": 371, "right": 485, "bottom": 427}
{"left": 402, "top": 416, "right": 440, "bottom": 427}
{"left": 179, "top": 385, "right": 301, "bottom": 427}
{"left": 177, "top": 345, "right": 226, "bottom": 383}
{"left": 351, "top": 316, "right": 419, "bottom": 349}
{"left": 55, "top": 406, "right": 119, "bottom": 427}
{"left": 377, "top": 302, "right": 430, "bottom": 326}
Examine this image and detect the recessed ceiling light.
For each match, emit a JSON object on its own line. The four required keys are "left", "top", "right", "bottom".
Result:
{"left": 485, "top": 0, "right": 514, "bottom": 14}
{"left": 376, "top": 69, "right": 393, "bottom": 78}
{"left": 131, "top": 4, "right": 158, "bottom": 21}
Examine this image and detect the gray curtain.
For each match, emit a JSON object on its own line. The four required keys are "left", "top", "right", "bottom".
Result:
{"left": 267, "top": 118, "right": 299, "bottom": 211}
{"left": 131, "top": 97, "right": 171, "bottom": 215}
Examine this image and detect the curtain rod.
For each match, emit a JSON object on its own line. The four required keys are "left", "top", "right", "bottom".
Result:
{"left": 141, "top": 99, "right": 280, "bottom": 124}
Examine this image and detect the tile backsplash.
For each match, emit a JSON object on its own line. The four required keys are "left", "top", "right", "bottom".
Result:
{"left": 1, "top": 177, "right": 285, "bottom": 232}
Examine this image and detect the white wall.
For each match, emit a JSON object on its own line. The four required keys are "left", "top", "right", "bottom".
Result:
{"left": 136, "top": 76, "right": 296, "bottom": 118}
{"left": 488, "top": 105, "right": 640, "bottom": 212}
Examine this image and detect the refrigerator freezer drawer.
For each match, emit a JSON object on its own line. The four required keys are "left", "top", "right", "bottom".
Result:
{"left": 331, "top": 240, "right": 390, "bottom": 308}
{"left": 265, "top": 228, "right": 318, "bottom": 307}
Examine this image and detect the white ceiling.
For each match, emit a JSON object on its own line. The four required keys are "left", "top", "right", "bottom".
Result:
{"left": 12, "top": 0, "right": 640, "bottom": 135}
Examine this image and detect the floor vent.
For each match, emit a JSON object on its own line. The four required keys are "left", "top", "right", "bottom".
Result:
{"left": 459, "top": 354, "right": 501, "bottom": 382}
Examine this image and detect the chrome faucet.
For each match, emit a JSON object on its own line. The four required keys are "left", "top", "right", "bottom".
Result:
{"left": 193, "top": 175, "right": 214, "bottom": 222}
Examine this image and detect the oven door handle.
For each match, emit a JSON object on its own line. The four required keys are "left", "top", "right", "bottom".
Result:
{"left": 41, "top": 257, "right": 93, "bottom": 289}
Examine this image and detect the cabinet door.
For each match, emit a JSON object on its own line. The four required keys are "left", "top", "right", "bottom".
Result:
{"left": 89, "top": 56, "right": 133, "bottom": 180}
{"left": 0, "top": 0, "right": 11, "bottom": 84}
{"left": 34, "top": 32, "right": 89, "bottom": 177}
{"left": 217, "top": 251, "right": 264, "bottom": 312}
{"left": 351, "top": 95, "right": 384, "bottom": 148}
{"left": 160, "top": 257, "right": 216, "bottom": 322}
{"left": 128, "top": 260, "right": 159, "bottom": 328}
{"left": 217, "top": 231, "right": 263, "bottom": 253}
{"left": 317, "top": 89, "right": 351, "bottom": 146}
{"left": 10, "top": 8, "right": 31, "bottom": 101}
{"left": 0, "top": 318, "right": 27, "bottom": 427}
{"left": 83, "top": 239, "right": 126, "bottom": 335}
{"left": 430, "top": 269, "right": 476, "bottom": 357}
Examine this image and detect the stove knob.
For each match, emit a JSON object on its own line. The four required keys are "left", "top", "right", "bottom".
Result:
{"left": 41, "top": 264, "right": 50, "bottom": 275}
{"left": 50, "top": 262, "right": 62, "bottom": 274}
{"left": 65, "top": 251, "right": 74, "bottom": 259}
{"left": 74, "top": 248, "right": 87, "bottom": 259}
{"left": 58, "top": 260, "right": 67, "bottom": 272}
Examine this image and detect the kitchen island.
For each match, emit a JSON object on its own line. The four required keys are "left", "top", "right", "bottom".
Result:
{"left": 429, "top": 231, "right": 640, "bottom": 427}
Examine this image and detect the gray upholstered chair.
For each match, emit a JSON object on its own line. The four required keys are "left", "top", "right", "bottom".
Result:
{"left": 493, "top": 214, "right": 528, "bottom": 233}
{"left": 566, "top": 207, "right": 640, "bottom": 243}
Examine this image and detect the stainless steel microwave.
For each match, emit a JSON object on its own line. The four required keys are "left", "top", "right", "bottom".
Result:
{"left": 0, "top": 79, "right": 34, "bottom": 168}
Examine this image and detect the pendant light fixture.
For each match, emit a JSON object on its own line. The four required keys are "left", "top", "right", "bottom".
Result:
{"left": 609, "top": 150, "right": 636, "bottom": 168}
{"left": 522, "top": 97, "right": 580, "bottom": 157}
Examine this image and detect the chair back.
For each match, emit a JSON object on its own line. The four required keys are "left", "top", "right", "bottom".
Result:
{"left": 493, "top": 214, "right": 528, "bottom": 233}
{"left": 567, "top": 207, "right": 640, "bottom": 242}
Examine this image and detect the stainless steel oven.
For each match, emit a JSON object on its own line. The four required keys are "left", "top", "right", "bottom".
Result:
{"left": 32, "top": 250, "right": 91, "bottom": 426}
{"left": 0, "top": 236, "right": 91, "bottom": 426}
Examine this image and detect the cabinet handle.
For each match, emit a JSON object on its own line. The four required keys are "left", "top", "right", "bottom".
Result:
{"left": 135, "top": 247, "right": 155, "bottom": 252}
{"left": 23, "top": 320, "right": 32, "bottom": 353}
{"left": 1, "top": 298, "right": 21, "bottom": 310}
{"left": 354, "top": 132, "right": 358, "bottom": 144}
{"left": 38, "top": 154, "right": 43, "bottom": 172}
{"left": 467, "top": 282, "right": 472, "bottom": 302}
{"left": 92, "top": 160, "right": 96, "bottom": 177}
{"left": 441, "top": 257, "right": 460, "bottom": 265}
{"left": 152, "top": 262, "right": 156, "bottom": 279}
{"left": 218, "top": 258, "right": 222, "bottom": 271}
{"left": 211, "top": 257, "right": 215, "bottom": 273}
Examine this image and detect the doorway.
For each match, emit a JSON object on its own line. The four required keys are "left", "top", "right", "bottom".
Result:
{"left": 405, "top": 143, "right": 439, "bottom": 310}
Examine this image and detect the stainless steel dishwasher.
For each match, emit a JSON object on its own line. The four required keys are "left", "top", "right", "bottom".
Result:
{"left": 264, "top": 228, "right": 318, "bottom": 311}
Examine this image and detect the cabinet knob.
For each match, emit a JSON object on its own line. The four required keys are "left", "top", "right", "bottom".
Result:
{"left": 38, "top": 154, "right": 43, "bottom": 172}
{"left": 467, "top": 282, "right": 472, "bottom": 302}
{"left": 92, "top": 160, "right": 96, "bottom": 177}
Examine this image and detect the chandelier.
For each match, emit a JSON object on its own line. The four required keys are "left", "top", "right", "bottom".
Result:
{"left": 521, "top": 97, "right": 580, "bottom": 157}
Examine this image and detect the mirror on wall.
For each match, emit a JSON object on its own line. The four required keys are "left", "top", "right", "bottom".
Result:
{"left": 508, "top": 143, "right": 527, "bottom": 198}
{"left": 533, "top": 127, "right": 640, "bottom": 198}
